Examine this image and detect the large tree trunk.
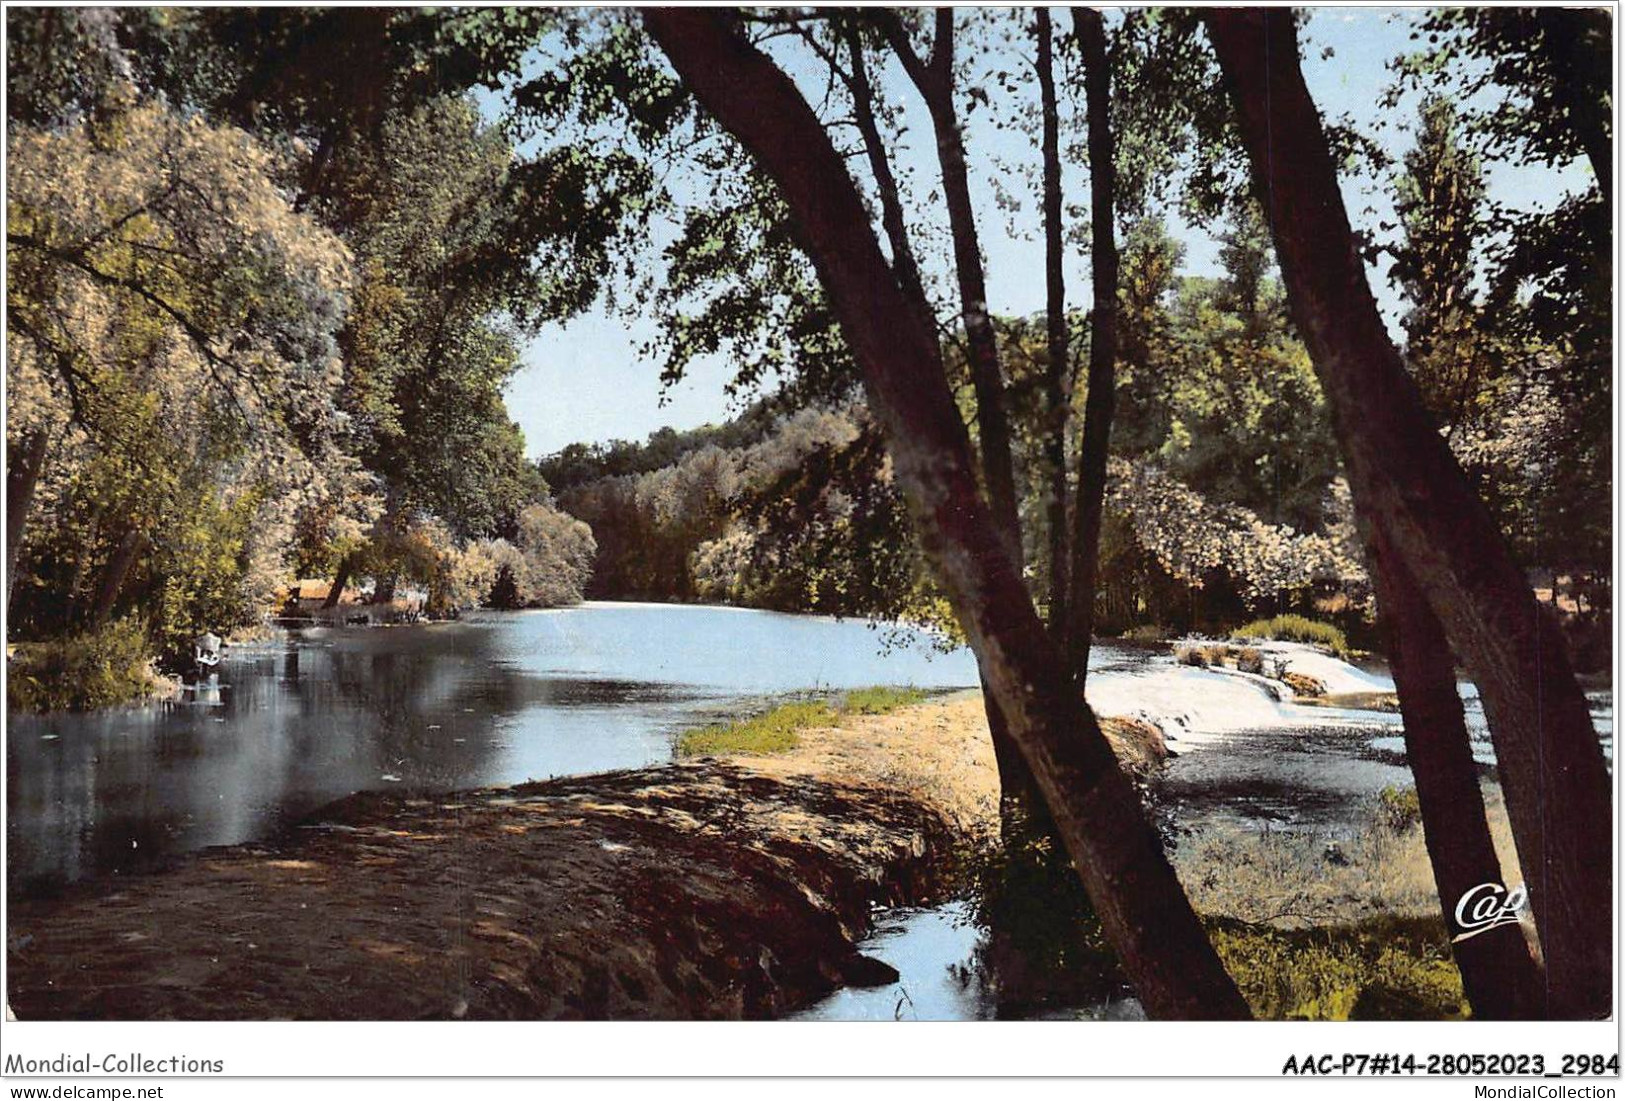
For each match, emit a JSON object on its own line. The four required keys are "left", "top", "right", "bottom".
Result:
{"left": 1207, "top": 8, "right": 1611, "bottom": 1018}
{"left": 1368, "top": 530, "right": 1544, "bottom": 1019}
{"left": 1035, "top": 7, "right": 1071, "bottom": 643}
{"left": 644, "top": 8, "right": 1250, "bottom": 1020}
{"left": 841, "top": 30, "right": 1046, "bottom": 825}
{"left": 1065, "top": 8, "right": 1120, "bottom": 689}
{"left": 6, "top": 427, "right": 49, "bottom": 612}
{"left": 873, "top": 9, "right": 1044, "bottom": 833}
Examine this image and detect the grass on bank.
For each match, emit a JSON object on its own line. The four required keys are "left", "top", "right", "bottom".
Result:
{"left": 1211, "top": 913, "right": 1469, "bottom": 1020}
{"left": 843, "top": 685, "right": 927, "bottom": 714}
{"left": 1171, "top": 782, "right": 1522, "bottom": 1019}
{"left": 1230, "top": 613, "right": 1350, "bottom": 657}
{"left": 675, "top": 686, "right": 928, "bottom": 757}
{"left": 958, "top": 779, "right": 1479, "bottom": 1020}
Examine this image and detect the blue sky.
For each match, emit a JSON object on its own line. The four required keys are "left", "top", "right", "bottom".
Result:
{"left": 494, "top": 8, "right": 1593, "bottom": 459}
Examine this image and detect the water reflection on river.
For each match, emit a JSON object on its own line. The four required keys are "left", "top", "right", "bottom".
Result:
{"left": 6, "top": 603, "right": 980, "bottom": 887}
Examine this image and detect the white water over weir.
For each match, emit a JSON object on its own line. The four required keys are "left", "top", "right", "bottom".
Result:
{"left": 1089, "top": 643, "right": 1387, "bottom": 748}
{"left": 1093, "top": 641, "right": 1610, "bottom": 765}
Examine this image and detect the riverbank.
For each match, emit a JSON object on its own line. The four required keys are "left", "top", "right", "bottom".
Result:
{"left": 6, "top": 620, "right": 177, "bottom": 714}
{"left": 4, "top": 690, "right": 976, "bottom": 1019}
{"left": 7, "top": 761, "right": 956, "bottom": 1019}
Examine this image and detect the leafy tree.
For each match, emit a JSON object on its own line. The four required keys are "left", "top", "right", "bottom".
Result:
{"left": 1392, "top": 97, "right": 1490, "bottom": 430}
{"left": 129, "top": 10, "right": 650, "bottom": 607}
{"left": 1159, "top": 230, "right": 1340, "bottom": 534}
{"left": 536, "top": 401, "right": 778, "bottom": 492}
{"left": 5, "top": 7, "right": 157, "bottom": 127}
{"left": 1392, "top": 9, "right": 1611, "bottom": 194}
{"left": 5, "top": 6, "right": 621, "bottom": 670}
{"left": 467, "top": 503, "right": 597, "bottom": 611}
{"left": 1110, "top": 218, "right": 1187, "bottom": 458}
{"left": 308, "top": 97, "right": 555, "bottom": 603}
{"left": 7, "top": 101, "right": 351, "bottom": 659}
{"left": 1388, "top": 8, "right": 1611, "bottom": 596}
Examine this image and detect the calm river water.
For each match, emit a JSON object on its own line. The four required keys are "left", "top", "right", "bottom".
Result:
{"left": 7, "top": 602, "right": 988, "bottom": 886}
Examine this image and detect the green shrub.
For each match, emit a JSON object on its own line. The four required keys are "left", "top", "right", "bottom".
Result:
{"left": 1376, "top": 785, "right": 1424, "bottom": 833}
{"left": 676, "top": 700, "right": 837, "bottom": 756}
{"left": 962, "top": 801, "right": 1125, "bottom": 1013}
{"left": 8, "top": 618, "right": 162, "bottom": 712}
{"left": 842, "top": 686, "right": 926, "bottom": 715}
{"left": 1232, "top": 614, "right": 1349, "bottom": 657}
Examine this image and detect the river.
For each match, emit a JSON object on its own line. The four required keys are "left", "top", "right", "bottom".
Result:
{"left": 7, "top": 602, "right": 986, "bottom": 886}
{"left": 5, "top": 601, "right": 1613, "bottom": 1020}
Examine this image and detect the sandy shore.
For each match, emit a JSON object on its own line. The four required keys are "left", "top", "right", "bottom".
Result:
{"left": 728, "top": 689, "right": 1165, "bottom": 835}
{"left": 730, "top": 689, "right": 999, "bottom": 837}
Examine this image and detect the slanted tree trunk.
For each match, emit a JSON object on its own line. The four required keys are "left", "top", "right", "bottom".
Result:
{"left": 90, "top": 528, "right": 146, "bottom": 628}
{"left": 1369, "top": 530, "right": 1544, "bottom": 1019}
{"left": 1035, "top": 8, "right": 1071, "bottom": 642}
{"left": 1065, "top": 8, "right": 1120, "bottom": 688}
{"left": 322, "top": 556, "right": 353, "bottom": 611}
{"left": 842, "top": 21, "right": 930, "bottom": 325}
{"left": 7, "top": 427, "right": 50, "bottom": 611}
{"left": 1207, "top": 8, "right": 1610, "bottom": 1018}
{"left": 644, "top": 8, "right": 1250, "bottom": 1020}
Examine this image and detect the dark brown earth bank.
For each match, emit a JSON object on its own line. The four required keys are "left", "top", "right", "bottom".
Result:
{"left": 6, "top": 762, "right": 960, "bottom": 1020}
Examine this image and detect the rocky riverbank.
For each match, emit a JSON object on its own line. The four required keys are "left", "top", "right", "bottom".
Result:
{"left": 7, "top": 762, "right": 960, "bottom": 1019}
{"left": 10, "top": 691, "right": 1177, "bottom": 1020}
